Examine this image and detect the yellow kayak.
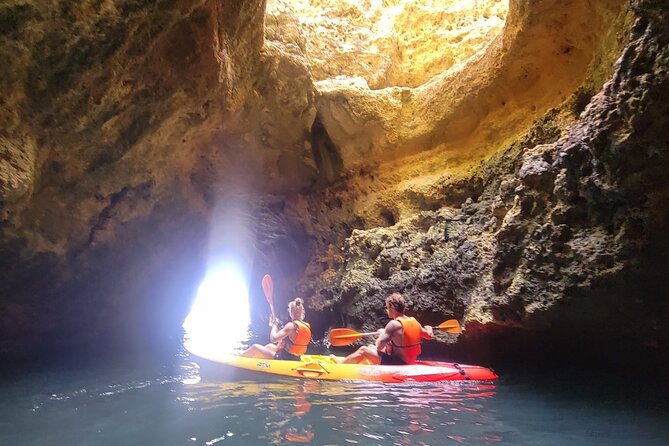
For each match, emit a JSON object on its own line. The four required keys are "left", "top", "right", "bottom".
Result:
{"left": 187, "top": 344, "right": 498, "bottom": 383}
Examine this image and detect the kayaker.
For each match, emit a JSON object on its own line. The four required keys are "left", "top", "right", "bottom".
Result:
{"left": 241, "top": 297, "right": 312, "bottom": 361}
{"left": 335, "top": 293, "right": 433, "bottom": 365}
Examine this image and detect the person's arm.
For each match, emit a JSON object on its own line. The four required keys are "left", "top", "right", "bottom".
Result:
{"left": 375, "top": 320, "right": 400, "bottom": 352}
{"left": 270, "top": 321, "right": 294, "bottom": 343}
{"left": 420, "top": 324, "right": 433, "bottom": 340}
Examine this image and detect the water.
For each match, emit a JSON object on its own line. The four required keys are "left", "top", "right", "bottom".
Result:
{"left": 1, "top": 344, "right": 668, "bottom": 446}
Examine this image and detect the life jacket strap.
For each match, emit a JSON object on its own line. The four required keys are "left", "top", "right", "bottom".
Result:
{"left": 390, "top": 341, "right": 421, "bottom": 349}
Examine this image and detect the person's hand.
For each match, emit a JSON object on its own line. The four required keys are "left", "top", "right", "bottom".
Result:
{"left": 425, "top": 325, "right": 434, "bottom": 337}
{"left": 376, "top": 328, "right": 385, "bottom": 336}
{"left": 269, "top": 316, "right": 279, "bottom": 328}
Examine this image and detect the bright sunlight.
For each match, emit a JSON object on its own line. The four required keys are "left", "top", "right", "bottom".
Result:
{"left": 182, "top": 265, "right": 251, "bottom": 357}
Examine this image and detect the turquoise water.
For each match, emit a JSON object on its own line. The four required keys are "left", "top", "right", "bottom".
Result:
{"left": 1, "top": 345, "right": 668, "bottom": 446}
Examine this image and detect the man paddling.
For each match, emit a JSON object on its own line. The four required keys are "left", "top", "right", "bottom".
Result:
{"left": 335, "top": 293, "right": 433, "bottom": 365}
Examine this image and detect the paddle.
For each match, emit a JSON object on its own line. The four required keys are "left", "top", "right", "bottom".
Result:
{"left": 262, "top": 274, "right": 275, "bottom": 320}
{"left": 329, "top": 328, "right": 379, "bottom": 347}
{"left": 329, "top": 319, "right": 462, "bottom": 347}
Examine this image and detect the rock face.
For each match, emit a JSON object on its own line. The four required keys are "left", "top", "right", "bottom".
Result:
{"left": 0, "top": 0, "right": 317, "bottom": 356}
{"left": 1, "top": 0, "right": 668, "bottom": 366}
{"left": 267, "top": 0, "right": 507, "bottom": 89}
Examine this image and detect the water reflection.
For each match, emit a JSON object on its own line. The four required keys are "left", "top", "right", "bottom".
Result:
{"left": 4, "top": 348, "right": 667, "bottom": 446}
{"left": 180, "top": 366, "right": 501, "bottom": 445}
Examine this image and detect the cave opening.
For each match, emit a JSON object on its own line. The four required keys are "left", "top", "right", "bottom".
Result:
{"left": 266, "top": 0, "right": 509, "bottom": 89}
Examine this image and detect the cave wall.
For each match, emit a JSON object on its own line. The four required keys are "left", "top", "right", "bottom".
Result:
{"left": 297, "top": 0, "right": 669, "bottom": 365}
{"left": 1, "top": 0, "right": 668, "bottom": 364}
{"left": 0, "top": 0, "right": 317, "bottom": 358}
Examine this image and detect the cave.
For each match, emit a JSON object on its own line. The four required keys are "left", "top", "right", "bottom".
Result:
{"left": 0, "top": 0, "right": 668, "bottom": 379}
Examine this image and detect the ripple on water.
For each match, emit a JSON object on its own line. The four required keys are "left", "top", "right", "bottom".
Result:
{"left": 180, "top": 377, "right": 501, "bottom": 445}
{"left": 2, "top": 350, "right": 668, "bottom": 446}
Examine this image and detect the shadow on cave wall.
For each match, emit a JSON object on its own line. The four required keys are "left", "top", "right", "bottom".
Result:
{"left": 436, "top": 257, "right": 669, "bottom": 378}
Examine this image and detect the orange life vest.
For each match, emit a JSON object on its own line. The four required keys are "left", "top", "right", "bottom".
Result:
{"left": 284, "top": 320, "right": 312, "bottom": 356}
{"left": 390, "top": 316, "right": 422, "bottom": 359}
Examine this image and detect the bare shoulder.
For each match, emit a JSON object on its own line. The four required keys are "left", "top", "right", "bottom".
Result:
{"left": 384, "top": 319, "right": 401, "bottom": 333}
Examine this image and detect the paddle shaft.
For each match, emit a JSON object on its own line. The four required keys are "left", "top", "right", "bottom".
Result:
{"left": 262, "top": 274, "right": 275, "bottom": 319}
{"left": 334, "top": 332, "right": 377, "bottom": 340}
{"left": 330, "top": 319, "right": 461, "bottom": 347}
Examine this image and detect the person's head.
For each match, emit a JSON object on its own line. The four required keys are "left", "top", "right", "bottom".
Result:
{"left": 385, "top": 292, "right": 406, "bottom": 316}
{"left": 288, "top": 297, "right": 305, "bottom": 321}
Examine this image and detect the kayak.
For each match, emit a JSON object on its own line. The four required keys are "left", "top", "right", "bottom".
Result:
{"left": 190, "top": 352, "right": 497, "bottom": 382}
{"left": 187, "top": 345, "right": 498, "bottom": 383}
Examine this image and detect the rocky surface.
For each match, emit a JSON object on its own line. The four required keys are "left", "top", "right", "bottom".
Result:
{"left": 0, "top": 0, "right": 313, "bottom": 356}
{"left": 267, "top": 0, "right": 507, "bottom": 89}
{"left": 298, "top": 0, "right": 669, "bottom": 365}
{"left": 1, "top": 0, "right": 667, "bottom": 367}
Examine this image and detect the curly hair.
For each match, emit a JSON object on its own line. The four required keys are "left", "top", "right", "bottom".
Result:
{"left": 385, "top": 292, "right": 405, "bottom": 313}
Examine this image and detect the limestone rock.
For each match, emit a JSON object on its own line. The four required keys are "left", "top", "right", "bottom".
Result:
{"left": 1, "top": 0, "right": 668, "bottom": 367}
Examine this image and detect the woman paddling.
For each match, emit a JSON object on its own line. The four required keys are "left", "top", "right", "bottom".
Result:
{"left": 241, "top": 297, "right": 312, "bottom": 361}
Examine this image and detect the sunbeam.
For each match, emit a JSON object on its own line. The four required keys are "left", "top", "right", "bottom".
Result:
{"left": 183, "top": 265, "right": 251, "bottom": 356}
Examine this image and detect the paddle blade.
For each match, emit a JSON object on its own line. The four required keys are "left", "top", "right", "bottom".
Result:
{"left": 261, "top": 274, "right": 274, "bottom": 305}
{"left": 437, "top": 319, "right": 461, "bottom": 334}
{"left": 329, "top": 328, "right": 364, "bottom": 347}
